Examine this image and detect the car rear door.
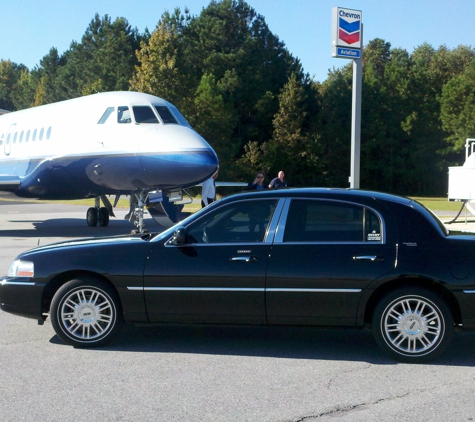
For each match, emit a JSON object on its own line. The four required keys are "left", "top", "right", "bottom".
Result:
{"left": 265, "top": 198, "right": 397, "bottom": 326}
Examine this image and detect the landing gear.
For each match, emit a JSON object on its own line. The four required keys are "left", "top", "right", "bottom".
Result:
{"left": 86, "top": 196, "right": 114, "bottom": 227}
{"left": 86, "top": 207, "right": 98, "bottom": 227}
{"left": 131, "top": 191, "right": 149, "bottom": 234}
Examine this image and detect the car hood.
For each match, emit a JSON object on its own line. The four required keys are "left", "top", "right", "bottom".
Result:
{"left": 18, "top": 233, "right": 154, "bottom": 257}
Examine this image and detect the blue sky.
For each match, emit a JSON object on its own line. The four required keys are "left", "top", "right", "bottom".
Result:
{"left": 1, "top": 0, "right": 473, "bottom": 83}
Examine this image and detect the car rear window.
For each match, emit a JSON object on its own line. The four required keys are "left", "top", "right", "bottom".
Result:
{"left": 284, "top": 199, "right": 382, "bottom": 243}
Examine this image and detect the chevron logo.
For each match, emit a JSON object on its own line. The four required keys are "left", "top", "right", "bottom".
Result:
{"left": 339, "top": 29, "right": 360, "bottom": 45}
{"left": 339, "top": 18, "right": 360, "bottom": 45}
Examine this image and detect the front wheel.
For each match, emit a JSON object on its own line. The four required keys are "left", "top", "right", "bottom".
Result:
{"left": 50, "top": 278, "right": 123, "bottom": 348}
{"left": 372, "top": 287, "right": 454, "bottom": 363}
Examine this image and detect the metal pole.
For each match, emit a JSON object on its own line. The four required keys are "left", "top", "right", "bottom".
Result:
{"left": 350, "top": 24, "right": 363, "bottom": 189}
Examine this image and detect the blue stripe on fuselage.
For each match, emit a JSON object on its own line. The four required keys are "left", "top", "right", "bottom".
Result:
{"left": 0, "top": 150, "right": 218, "bottom": 199}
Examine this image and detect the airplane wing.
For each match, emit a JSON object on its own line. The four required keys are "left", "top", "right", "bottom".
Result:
{"left": 215, "top": 182, "right": 247, "bottom": 187}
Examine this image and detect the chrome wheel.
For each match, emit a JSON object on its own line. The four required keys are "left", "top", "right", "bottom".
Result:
{"left": 51, "top": 278, "right": 123, "bottom": 347}
{"left": 60, "top": 287, "right": 114, "bottom": 340}
{"left": 382, "top": 296, "right": 443, "bottom": 354}
{"left": 373, "top": 288, "right": 453, "bottom": 363}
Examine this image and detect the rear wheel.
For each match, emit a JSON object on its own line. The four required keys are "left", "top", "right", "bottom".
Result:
{"left": 372, "top": 287, "right": 453, "bottom": 363}
{"left": 50, "top": 277, "right": 123, "bottom": 348}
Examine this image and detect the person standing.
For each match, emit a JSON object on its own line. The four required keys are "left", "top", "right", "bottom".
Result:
{"left": 246, "top": 171, "right": 267, "bottom": 190}
{"left": 269, "top": 170, "right": 287, "bottom": 188}
{"left": 201, "top": 171, "right": 218, "bottom": 207}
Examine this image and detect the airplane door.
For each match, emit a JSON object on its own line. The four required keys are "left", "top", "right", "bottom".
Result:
{"left": 4, "top": 124, "right": 16, "bottom": 156}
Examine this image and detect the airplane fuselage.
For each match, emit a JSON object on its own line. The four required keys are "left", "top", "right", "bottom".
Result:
{"left": 0, "top": 91, "right": 219, "bottom": 200}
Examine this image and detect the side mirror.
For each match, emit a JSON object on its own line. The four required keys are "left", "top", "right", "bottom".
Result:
{"left": 169, "top": 227, "right": 186, "bottom": 246}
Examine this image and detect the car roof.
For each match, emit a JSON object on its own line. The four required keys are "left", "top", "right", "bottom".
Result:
{"left": 222, "top": 188, "right": 413, "bottom": 206}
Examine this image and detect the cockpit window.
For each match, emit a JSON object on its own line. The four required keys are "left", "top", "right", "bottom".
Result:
{"left": 154, "top": 106, "right": 178, "bottom": 124}
{"left": 98, "top": 107, "right": 115, "bottom": 124}
{"left": 133, "top": 106, "right": 159, "bottom": 124}
{"left": 118, "top": 106, "right": 132, "bottom": 124}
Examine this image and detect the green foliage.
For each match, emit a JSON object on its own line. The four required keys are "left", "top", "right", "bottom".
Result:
{"left": 192, "top": 73, "right": 238, "bottom": 176}
{"left": 440, "top": 59, "right": 475, "bottom": 151}
{"left": 0, "top": 60, "right": 28, "bottom": 110}
{"left": 59, "top": 14, "right": 142, "bottom": 98}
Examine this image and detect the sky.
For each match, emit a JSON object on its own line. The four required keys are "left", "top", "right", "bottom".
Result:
{"left": 1, "top": 0, "right": 473, "bottom": 83}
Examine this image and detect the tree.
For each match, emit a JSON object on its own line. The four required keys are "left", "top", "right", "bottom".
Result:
{"left": 159, "top": 0, "right": 300, "bottom": 162}
{"left": 265, "top": 74, "right": 322, "bottom": 186}
{"left": 192, "top": 73, "right": 238, "bottom": 177}
{"left": 130, "top": 20, "right": 185, "bottom": 107}
{"left": 30, "top": 48, "right": 68, "bottom": 105}
{"left": 58, "top": 14, "right": 142, "bottom": 98}
{"left": 317, "top": 64, "right": 353, "bottom": 187}
{"left": 440, "top": 59, "right": 475, "bottom": 152}
{"left": 0, "top": 60, "right": 28, "bottom": 111}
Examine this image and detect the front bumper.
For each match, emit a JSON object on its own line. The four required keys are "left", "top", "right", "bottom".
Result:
{"left": 0, "top": 277, "right": 44, "bottom": 320}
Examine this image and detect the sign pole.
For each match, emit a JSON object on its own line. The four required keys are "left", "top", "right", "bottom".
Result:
{"left": 350, "top": 24, "right": 363, "bottom": 189}
{"left": 331, "top": 7, "right": 363, "bottom": 189}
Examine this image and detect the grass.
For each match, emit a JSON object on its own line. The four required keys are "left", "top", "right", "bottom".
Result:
{"left": 0, "top": 193, "right": 465, "bottom": 215}
{"left": 410, "top": 197, "right": 463, "bottom": 213}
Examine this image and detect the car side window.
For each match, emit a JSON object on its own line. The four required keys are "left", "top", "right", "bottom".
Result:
{"left": 187, "top": 200, "right": 277, "bottom": 244}
{"left": 283, "top": 199, "right": 382, "bottom": 243}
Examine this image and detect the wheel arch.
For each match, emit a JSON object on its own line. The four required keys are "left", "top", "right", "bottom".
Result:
{"left": 41, "top": 270, "right": 118, "bottom": 315}
{"left": 363, "top": 277, "right": 463, "bottom": 326}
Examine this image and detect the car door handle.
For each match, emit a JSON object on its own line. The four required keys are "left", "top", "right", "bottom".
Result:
{"left": 353, "top": 255, "right": 385, "bottom": 262}
{"left": 230, "top": 256, "right": 259, "bottom": 263}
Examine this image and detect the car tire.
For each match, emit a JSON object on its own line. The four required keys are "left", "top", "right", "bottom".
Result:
{"left": 372, "top": 287, "right": 454, "bottom": 363}
{"left": 50, "top": 277, "right": 124, "bottom": 348}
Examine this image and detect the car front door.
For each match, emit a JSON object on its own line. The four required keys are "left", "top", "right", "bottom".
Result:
{"left": 265, "top": 198, "right": 397, "bottom": 326}
{"left": 144, "top": 198, "right": 281, "bottom": 324}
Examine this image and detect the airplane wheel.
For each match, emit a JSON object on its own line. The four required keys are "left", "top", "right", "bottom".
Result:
{"left": 98, "top": 207, "right": 110, "bottom": 227}
{"left": 86, "top": 207, "right": 98, "bottom": 227}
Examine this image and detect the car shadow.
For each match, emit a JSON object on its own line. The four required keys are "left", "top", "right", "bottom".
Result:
{"left": 50, "top": 324, "right": 475, "bottom": 366}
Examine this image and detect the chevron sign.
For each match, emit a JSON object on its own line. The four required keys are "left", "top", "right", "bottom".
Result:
{"left": 331, "top": 7, "right": 362, "bottom": 59}
{"left": 339, "top": 18, "right": 360, "bottom": 45}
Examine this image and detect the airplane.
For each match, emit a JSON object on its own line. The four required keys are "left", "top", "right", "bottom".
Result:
{"left": 0, "top": 91, "right": 219, "bottom": 232}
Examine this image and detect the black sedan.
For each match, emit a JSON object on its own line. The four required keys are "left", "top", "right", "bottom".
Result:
{"left": 2, "top": 188, "right": 475, "bottom": 363}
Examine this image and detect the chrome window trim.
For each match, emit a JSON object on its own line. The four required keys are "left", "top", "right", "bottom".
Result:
{"left": 165, "top": 197, "right": 287, "bottom": 247}
{"left": 273, "top": 197, "right": 386, "bottom": 244}
{"left": 266, "top": 288, "right": 362, "bottom": 293}
{"left": 463, "top": 290, "right": 475, "bottom": 294}
{"left": 128, "top": 286, "right": 361, "bottom": 293}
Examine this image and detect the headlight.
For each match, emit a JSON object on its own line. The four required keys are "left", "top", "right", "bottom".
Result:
{"left": 8, "top": 260, "right": 35, "bottom": 278}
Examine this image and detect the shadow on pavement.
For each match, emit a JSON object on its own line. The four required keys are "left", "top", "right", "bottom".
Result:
{"left": 0, "top": 217, "right": 163, "bottom": 238}
{"left": 48, "top": 323, "right": 475, "bottom": 366}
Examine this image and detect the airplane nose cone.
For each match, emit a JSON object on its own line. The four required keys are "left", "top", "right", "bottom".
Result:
{"left": 138, "top": 125, "right": 219, "bottom": 190}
